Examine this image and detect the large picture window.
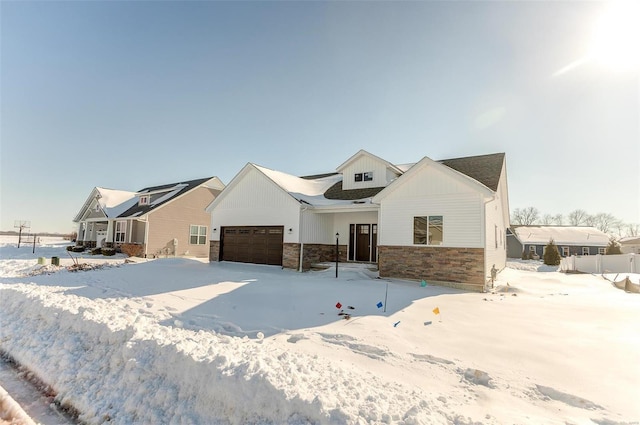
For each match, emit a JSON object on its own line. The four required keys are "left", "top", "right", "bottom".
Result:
{"left": 115, "top": 221, "right": 127, "bottom": 243}
{"left": 413, "top": 216, "right": 443, "bottom": 245}
{"left": 190, "top": 225, "right": 207, "bottom": 245}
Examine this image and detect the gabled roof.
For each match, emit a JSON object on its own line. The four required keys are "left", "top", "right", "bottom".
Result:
{"left": 208, "top": 151, "right": 506, "bottom": 211}
{"left": 117, "top": 177, "right": 218, "bottom": 218}
{"left": 254, "top": 165, "right": 348, "bottom": 206}
{"left": 335, "top": 149, "right": 404, "bottom": 175}
{"left": 372, "top": 154, "right": 498, "bottom": 203}
{"left": 619, "top": 236, "right": 640, "bottom": 245}
{"left": 97, "top": 188, "right": 138, "bottom": 218}
{"left": 511, "top": 226, "right": 610, "bottom": 246}
{"left": 439, "top": 153, "right": 505, "bottom": 192}
{"left": 73, "top": 187, "right": 137, "bottom": 222}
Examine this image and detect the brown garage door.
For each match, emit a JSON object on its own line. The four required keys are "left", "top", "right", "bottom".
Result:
{"left": 220, "top": 226, "right": 284, "bottom": 266}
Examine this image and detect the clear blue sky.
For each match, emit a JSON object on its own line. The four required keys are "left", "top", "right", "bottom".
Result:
{"left": 1, "top": 1, "right": 638, "bottom": 234}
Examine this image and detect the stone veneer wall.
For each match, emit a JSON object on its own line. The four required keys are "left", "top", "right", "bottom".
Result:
{"left": 378, "top": 246, "right": 485, "bottom": 291}
{"left": 283, "top": 243, "right": 301, "bottom": 270}
{"left": 301, "top": 244, "right": 347, "bottom": 270}
{"left": 209, "top": 240, "right": 220, "bottom": 262}
{"left": 283, "top": 243, "right": 348, "bottom": 271}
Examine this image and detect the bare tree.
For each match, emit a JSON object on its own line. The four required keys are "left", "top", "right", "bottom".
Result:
{"left": 512, "top": 207, "right": 540, "bottom": 225}
{"left": 592, "top": 212, "right": 621, "bottom": 234}
{"left": 541, "top": 214, "right": 554, "bottom": 225}
{"left": 567, "top": 209, "right": 589, "bottom": 226}
{"left": 626, "top": 223, "right": 640, "bottom": 237}
{"left": 553, "top": 213, "right": 564, "bottom": 225}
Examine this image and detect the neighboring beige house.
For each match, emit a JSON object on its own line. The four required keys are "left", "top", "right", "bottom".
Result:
{"left": 73, "top": 177, "right": 225, "bottom": 258}
{"left": 206, "top": 150, "right": 509, "bottom": 292}
{"left": 619, "top": 236, "right": 640, "bottom": 254}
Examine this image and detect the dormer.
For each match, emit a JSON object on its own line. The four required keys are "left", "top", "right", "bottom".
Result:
{"left": 138, "top": 195, "right": 150, "bottom": 206}
{"left": 336, "top": 150, "right": 404, "bottom": 190}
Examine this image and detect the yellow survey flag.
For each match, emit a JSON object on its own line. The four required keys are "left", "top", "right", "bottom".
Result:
{"left": 433, "top": 307, "right": 440, "bottom": 315}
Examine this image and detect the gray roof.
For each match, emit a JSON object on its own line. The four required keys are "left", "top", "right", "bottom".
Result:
{"left": 439, "top": 153, "right": 505, "bottom": 191}
{"left": 117, "top": 177, "right": 215, "bottom": 218}
{"left": 316, "top": 152, "right": 505, "bottom": 200}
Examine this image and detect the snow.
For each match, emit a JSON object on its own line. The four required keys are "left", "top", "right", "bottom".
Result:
{"left": 512, "top": 226, "right": 610, "bottom": 246}
{"left": 1, "top": 237, "right": 639, "bottom": 424}
{"left": 254, "top": 164, "right": 362, "bottom": 206}
{"left": 95, "top": 188, "right": 137, "bottom": 218}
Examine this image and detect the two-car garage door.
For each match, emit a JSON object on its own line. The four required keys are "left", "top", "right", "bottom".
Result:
{"left": 220, "top": 226, "right": 284, "bottom": 266}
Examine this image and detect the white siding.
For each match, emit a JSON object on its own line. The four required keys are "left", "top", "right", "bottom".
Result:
{"left": 484, "top": 164, "right": 509, "bottom": 274}
{"left": 302, "top": 210, "right": 334, "bottom": 244}
{"left": 380, "top": 195, "right": 483, "bottom": 247}
{"left": 334, "top": 211, "right": 378, "bottom": 243}
{"left": 341, "top": 156, "right": 394, "bottom": 190}
{"left": 302, "top": 211, "right": 379, "bottom": 244}
{"left": 210, "top": 167, "right": 301, "bottom": 243}
{"left": 378, "top": 163, "right": 485, "bottom": 248}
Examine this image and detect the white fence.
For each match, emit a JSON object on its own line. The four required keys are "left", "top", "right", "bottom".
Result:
{"left": 560, "top": 253, "right": 639, "bottom": 274}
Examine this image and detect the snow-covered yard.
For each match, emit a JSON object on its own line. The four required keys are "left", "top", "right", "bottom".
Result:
{"left": 1, "top": 237, "right": 639, "bottom": 424}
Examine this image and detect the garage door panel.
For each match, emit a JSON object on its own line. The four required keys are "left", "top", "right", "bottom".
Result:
{"left": 221, "top": 226, "right": 284, "bottom": 266}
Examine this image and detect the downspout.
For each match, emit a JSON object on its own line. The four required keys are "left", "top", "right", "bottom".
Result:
{"left": 143, "top": 218, "right": 149, "bottom": 258}
{"left": 482, "top": 195, "right": 497, "bottom": 292}
{"left": 299, "top": 206, "right": 308, "bottom": 272}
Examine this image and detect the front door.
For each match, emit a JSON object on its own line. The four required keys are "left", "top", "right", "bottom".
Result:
{"left": 356, "top": 224, "right": 371, "bottom": 262}
{"left": 96, "top": 230, "right": 107, "bottom": 248}
{"left": 348, "top": 223, "right": 378, "bottom": 262}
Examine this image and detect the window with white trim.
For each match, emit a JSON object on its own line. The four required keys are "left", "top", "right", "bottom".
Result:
{"left": 598, "top": 247, "right": 606, "bottom": 255}
{"left": 582, "top": 247, "right": 589, "bottom": 255}
{"left": 115, "top": 221, "right": 127, "bottom": 243}
{"left": 562, "top": 247, "right": 570, "bottom": 257}
{"left": 190, "top": 225, "right": 207, "bottom": 245}
{"left": 364, "top": 171, "right": 373, "bottom": 181}
{"left": 139, "top": 195, "right": 149, "bottom": 206}
{"left": 414, "top": 216, "right": 443, "bottom": 245}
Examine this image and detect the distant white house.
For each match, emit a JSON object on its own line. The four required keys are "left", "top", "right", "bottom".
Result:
{"left": 206, "top": 150, "right": 510, "bottom": 292}
{"left": 619, "top": 236, "right": 640, "bottom": 254}
{"left": 507, "top": 225, "right": 610, "bottom": 258}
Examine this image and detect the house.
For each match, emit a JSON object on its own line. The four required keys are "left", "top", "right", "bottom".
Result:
{"left": 507, "top": 225, "right": 609, "bottom": 258}
{"left": 73, "top": 177, "right": 225, "bottom": 258}
{"left": 206, "top": 150, "right": 509, "bottom": 291}
{"left": 619, "top": 236, "right": 640, "bottom": 254}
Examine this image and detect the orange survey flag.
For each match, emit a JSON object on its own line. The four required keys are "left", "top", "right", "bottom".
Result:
{"left": 433, "top": 307, "right": 440, "bottom": 315}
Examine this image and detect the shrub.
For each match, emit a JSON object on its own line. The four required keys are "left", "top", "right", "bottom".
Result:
{"left": 91, "top": 247, "right": 103, "bottom": 255}
{"left": 66, "top": 245, "right": 74, "bottom": 251}
{"left": 71, "top": 246, "right": 85, "bottom": 253}
{"left": 543, "top": 239, "right": 561, "bottom": 266}
{"left": 605, "top": 239, "right": 622, "bottom": 255}
{"left": 101, "top": 248, "right": 116, "bottom": 256}
{"left": 121, "top": 243, "right": 144, "bottom": 258}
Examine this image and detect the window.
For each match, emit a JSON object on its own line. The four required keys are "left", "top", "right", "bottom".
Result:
{"left": 562, "top": 247, "right": 570, "bottom": 257}
{"left": 413, "top": 216, "right": 443, "bottom": 245}
{"left": 355, "top": 171, "right": 373, "bottom": 182}
{"left": 190, "top": 225, "right": 207, "bottom": 245}
{"left": 115, "top": 221, "right": 127, "bottom": 243}
{"left": 582, "top": 247, "right": 589, "bottom": 255}
{"left": 139, "top": 196, "right": 149, "bottom": 206}
{"left": 598, "top": 248, "right": 606, "bottom": 255}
